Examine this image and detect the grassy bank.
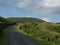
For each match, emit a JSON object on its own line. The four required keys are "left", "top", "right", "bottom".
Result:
{"left": 0, "top": 29, "right": 8, "bottom": 45}
{"left": 19, "top": 30, "right": 51, "bottom": 45}
{"left": 17, "top": 22, "right": 60, "bottom": 45}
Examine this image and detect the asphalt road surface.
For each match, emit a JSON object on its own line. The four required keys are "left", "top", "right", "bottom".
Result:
{"left": 8, "top": 26, "right": 41, "bottom": 45}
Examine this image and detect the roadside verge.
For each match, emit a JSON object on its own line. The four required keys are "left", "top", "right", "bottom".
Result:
{"left": 0, "top": 28, "right": 8, "bottom": 45}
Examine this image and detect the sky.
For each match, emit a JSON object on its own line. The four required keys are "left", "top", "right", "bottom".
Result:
{"left": 0, "top": 0, "right": 60, "bottom": 22}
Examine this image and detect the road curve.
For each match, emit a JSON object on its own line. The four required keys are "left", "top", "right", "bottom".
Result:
{"left": 8, "top": 26, "right": 41, "bottom": 45}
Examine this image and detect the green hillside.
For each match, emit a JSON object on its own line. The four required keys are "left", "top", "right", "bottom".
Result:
{"left": 1, "top": 17, "right": 60, "bottom": 45}
{"left": 19, "top": 22, "right": 60, "bottom": 45}
{"left": 10, "top": 17, "right": 60, "bottom": 45}
{"left": 7, "top": 17, "right": 45, "bottom": 23}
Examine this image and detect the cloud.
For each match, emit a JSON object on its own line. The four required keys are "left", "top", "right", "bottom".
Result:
{"left": 15, "top": 0, "right": 60, "bottom": 15}
{"left": 0, "top": 0, "right": 60, "bottom": 15}
{"left": 42, "top": 0, "right": 60, "bottom": 7}
{"left": 16, "top": 0, "right": 32, "bottom": 8}
{"left": 29, "top": 0, "right": 60, "bottom": 15}
{"left": 17, "top": 1, "right": 30, "bottom": 8}
{"left": 42, "top": 17, "right": 51, "bottom": 22}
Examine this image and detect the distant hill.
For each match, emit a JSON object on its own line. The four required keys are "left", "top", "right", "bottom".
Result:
{"left": 7, "top": 17, "right": 45, "bottom": 23}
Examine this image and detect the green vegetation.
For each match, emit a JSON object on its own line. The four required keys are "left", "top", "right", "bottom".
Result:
{"left": 20, "top": 30, "right": 51, "bottom": 45}
{"left": 0, "top": 17, "right": 17, "bottom": 36}
{"left": 18, "top": 22, "right": 60, "bottom": 45}
{"left": 7, "top": 17, "right": 60, "bottom": 45}
{"left": 0, "top": 29, "right": 8, "bottom": 45}
{"left": 7, "top": 17, "right": 45, "bottom": 23}
{"left": 0, "top": 16, "right": 17, "bottom": 45}
{"left": 1, "top": 17, "right": 60, "bottom": 45}
{"left": 9, "top": 17, "right": 60, "bottom": 45}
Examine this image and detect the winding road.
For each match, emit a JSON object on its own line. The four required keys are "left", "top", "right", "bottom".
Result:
{"left": 8, "top": 25, "right": 41, "bottom": 45}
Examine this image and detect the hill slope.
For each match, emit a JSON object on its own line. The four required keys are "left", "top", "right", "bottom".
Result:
{"left": 7, "top": 17, "right": 60, "bottom": 45}
{"left": 7, "top": 17, "right": 45, "bottom": 23}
